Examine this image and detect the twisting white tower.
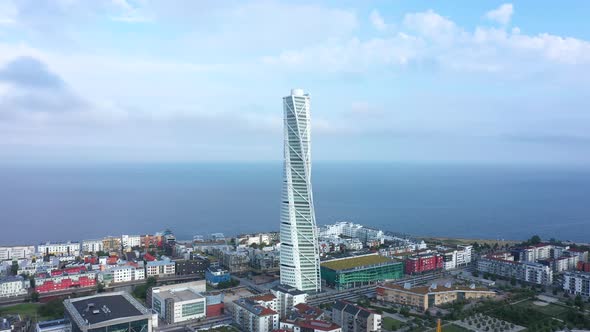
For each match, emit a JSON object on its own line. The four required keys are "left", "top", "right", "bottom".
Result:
{"left": 280, "top": 88, "right": 321, "bottom": 293}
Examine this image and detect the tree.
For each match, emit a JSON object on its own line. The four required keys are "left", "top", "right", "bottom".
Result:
{"left": 31, "top": 291, "right": 40, "bottom": 302}
{"left": 472, "top": 271, "right": 479, "bottom": 277}
{"left": 97, "top": 282, "right": 105, "bottom": 293}
{"left": 11, "top": 261, "right": 19, "bottom": 275}
{"left": 529, "top": 235, "right": 542, "bottom": 245}
{"left": 510, "top": 277, "right": 517, "bottom": 286}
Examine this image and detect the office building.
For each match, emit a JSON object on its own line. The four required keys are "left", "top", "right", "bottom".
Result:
{"left": 152, "top": 288, "right": 206, "bottom": 323}
{"left": 280, "top": 88, "right": 321, "bottom": 293}
{"left": 64, "top": 292, "right": 156, "bottom": 332}
{"left": 331, "top": 300, "right": 381, "bottom": 332}
{"left": 320, "top": 254, "right": 404, "bottom": 290}
{"left": 376, "top": 282, "right": 495, "bottom": 311}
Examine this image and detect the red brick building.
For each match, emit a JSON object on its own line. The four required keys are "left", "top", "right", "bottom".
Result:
{"left": 405, "top": 253, "right": 443, "bottom": 274}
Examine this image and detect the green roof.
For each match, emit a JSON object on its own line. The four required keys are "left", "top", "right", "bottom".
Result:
{"left": 321, "top": 255, "right": 394, "bottom": 271}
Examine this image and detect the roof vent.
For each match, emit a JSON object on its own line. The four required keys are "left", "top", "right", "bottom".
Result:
{"left": 444, "top": 282, "right": 452, "bottom": 288}
{"left": 92, "top": 310, "right": 100, "bottom": 315}
{"left": 430, "top": 283, "right": 437, "bottom": 289}
{"left": 403, "top": 282, "right": 412, "bottom": 289}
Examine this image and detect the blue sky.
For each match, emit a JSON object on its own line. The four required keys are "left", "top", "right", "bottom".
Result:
{"left": 0, "top": 0, "right": 589, "bottom": 164}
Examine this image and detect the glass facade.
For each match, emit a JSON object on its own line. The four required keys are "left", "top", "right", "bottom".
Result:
{"left": 181, "top": 302, "right": 204, "bottom": 317}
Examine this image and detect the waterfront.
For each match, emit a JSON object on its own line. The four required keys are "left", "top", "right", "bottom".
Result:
{"left": 0, "top": 162, "right": 589, "bottom": 244}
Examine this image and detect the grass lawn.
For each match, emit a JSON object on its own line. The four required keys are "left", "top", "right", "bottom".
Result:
{"left": 0, "top": 303, "right": 40, "bottom": 318}
{"left": 513, "top": 299, "right": 568, "bottom": 317}
{"left": 382, "top": 317, "right": 403, "bottom": 331}
{"left": 445, "top": 324, "right": 472, "bottom": 332}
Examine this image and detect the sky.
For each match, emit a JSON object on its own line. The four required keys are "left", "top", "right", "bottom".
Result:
{"left": 0, "top": 0, "right": 589, "bottom": 165}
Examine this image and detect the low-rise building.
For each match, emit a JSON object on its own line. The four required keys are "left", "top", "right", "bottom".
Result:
{"left": 145, "top": 259, "right": 175, "bottom": 277}
{"left": 0, "top": 246, "right": 36, "bottom": 261}
{"left": 0, "top": 276, "right": 28, "bottom": 298}
{"left": 152, "top": 288, "right": 206, "bottom": 323}
{"left": 81, "top": 240, "right": 104, "bottom": 254}
{"left": 233, "top": 298, "right": 279, "bottom": 332}
{"left": 205, "top": 267, "right": 230, "bottom": 286}
{"left": 99, "top": 264, "right": 145, "bottom": 285}
{"left": 64, "top": 292, "right": 156, "bottom": 332}
{"left": 331, "top": 300, "right": 381, "bottom": 332}
{"left": 174, "top": 258, "right": 209, "bottom": 276}
{"left": 35, "top": 319, "right": 67, "bottom": 332}
{"left": 477, "top": 253, "right": 553, "bottom": 285}
{"left": 35, "top": 268, "right": 96, "bottom": 293}
{"left": 376, "top": 282, "right": 495, "bottom": 311}
{"left": 321, "top": 254, "right": 404, "bottom": 290}
{"left": 405, "top": 252, "right": 443, "bottom": 274}
{"left": 563, "top": 271, "right": 590, "bottom": 297}
{"left": 37, "top": 242, "right": 80, "bottom": 257}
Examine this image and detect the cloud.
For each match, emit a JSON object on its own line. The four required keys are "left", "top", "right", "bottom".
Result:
{"left": 0, "top": 56, "right": 64, "bottom": 88}
{"left": 369, "top": 9, "right": 387, "bottom": 31}
{"left": 485, "top": 3, "right": 514, "bottom": 25}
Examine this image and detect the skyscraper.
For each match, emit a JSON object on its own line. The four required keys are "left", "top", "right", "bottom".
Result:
{"left": 280, "top": 88, "right": 321, "bottom": 293}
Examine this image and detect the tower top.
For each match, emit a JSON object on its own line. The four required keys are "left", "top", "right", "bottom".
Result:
{"left": 290, "top": 88, "right": 304, "bottom": 96}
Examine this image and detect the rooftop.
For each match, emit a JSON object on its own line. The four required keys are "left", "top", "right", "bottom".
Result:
{"left": 158, "top": 289, "right": 203, "bottom": 302}
{"left": 379, "top": 283, "right": 494, "bottom": 295}
{"left": 296, "top": 320, "right": 340, "bottom": 331}
{"left": 66, "top": 292, "right": 148, "bottom": 325}
{"left": 271, "top": 284, "right": 305, "bottom": 295}
{"left": 321, "top": 254, "right": 394, "bottom": 271}
{"left": 249, "top": 294, "right": 276, "bottom": 302}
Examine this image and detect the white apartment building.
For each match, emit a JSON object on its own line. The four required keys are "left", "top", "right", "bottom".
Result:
{"left": 270, "top": 284, "right": 307, "bottom": 318}
{"left": 0, "top": 246, "right": 36, "bottom": 261}
{"left": 319, "top": 222, "right": 385, "bottom": 246}
{"left": 456, "top": 245, "right": 473, "bottom": 266}
{"left": 121, "top": 235, "right": 141, "bottom": 249}
{"left": 81, "top": 240, "right": 104, "bottom": 253}
{"left": 563, "top": 272, "right": 590, "bottom": 297}
{"left": 99, "top": 265, "right": 145, "bottom": 285}
{"left": 37, "top": 242, "right": 80, "bottom": 257}
{"left": 233, "top": 298, "right": 279, "bottom": 332}
{"left": 0, "top": 276, "right": 28, "bottom": 298}
{"left": 477, "top": 254, "right": 553, "bottom": 285}
{"left": 439, "top": 245, "right": 473, "bottom": 270}
{"left": 146, "top": 260, "right": 175, "bottom": 277}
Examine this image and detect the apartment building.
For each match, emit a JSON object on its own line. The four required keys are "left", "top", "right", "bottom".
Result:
{"left": 233, "top": 298, "right": 279, "bottom": 332}
{"left": 331, "top": 300, "right": 381, "bottom": 332}
{"left": 563, "top": 272, "right": 590, "bottom": 297}
{"left": 0, "top": 246, "right": 35, "bottom": 261}
{"left": 81, "top": 240, "right": 104, "bottom": 254}
{"left": 477, "top": 253, "right": 553, "bottom": 285}
{"left": 0, "top": 276, "right": 28, "bottom": 298}
{"left": 37, "top": 242, "right": 80, "bottom": 257}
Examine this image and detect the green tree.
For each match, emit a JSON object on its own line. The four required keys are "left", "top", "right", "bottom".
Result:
{"left": 97, "top": 282, "right": 105, "bottom": 293}
{"left": 510, "top": 277, "right": 517, "bottom": 286}
{"left": 529, "top": 235, "right": 542, "bottom": 245}
{"left": 11, "top": 261, "right": 19, "bottom": 275}
{"left": 31, "top": 291, "right": 40, "bottom": 302}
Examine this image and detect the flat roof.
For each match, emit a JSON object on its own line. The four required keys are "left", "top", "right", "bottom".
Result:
{"left": 321, "top": 255, "right": 394, "bottom": 271}
{"left": 158, "top": 289, "right": 203, "bottom": 302}
{"left": 379, "top": 283, "right": 494, "bottom": 295}
{"left": 68, "top": 293, "right": 145, "bottom": 325}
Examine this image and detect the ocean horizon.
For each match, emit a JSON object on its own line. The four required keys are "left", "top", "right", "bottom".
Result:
{"left": 0, "top": 162, "right": 589, "bottom": 245}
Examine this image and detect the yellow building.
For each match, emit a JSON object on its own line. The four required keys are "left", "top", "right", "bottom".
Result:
{"left": 376, "top": 283, "right": 495, "bottom": 311}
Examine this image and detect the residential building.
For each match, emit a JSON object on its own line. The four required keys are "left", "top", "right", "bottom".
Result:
{"left": 35, "top": 270, "right": 96, "bottom": 293}
{"left": 0, "top": 276, "right": 28, "bottom": 298}
{"left": 271, "top": 284, "right": 307, "bottom": 318}
{"left": 321, "top": 254, "right": 404, "bottom": 290}
{"left": 36, "top": 319, "right": 67, "bottom": 332}
{"left": 294, "top": 320, "right": 341, "bottom": 332}
{"left": 233, "top": 298, "right": 279, "bottom": 332}
{"left": 205, "top": 267, "right": 230, "bottom": 286}
{"left": 81, "top": 240, "right": 104, "bottom": 254}
{"left": 319, "top": 222, "right": 385, "bottom": 246}
{"left": 102, "top": 236, "right": 121, "bottom": 253}
{"left": 98, "top": 264, "right": 145, "bottom": 285}
{"left": 280, "top": 88, "right": 321, "bottom": 293}
{"left": 175, "top": 258, "right": 209, "bottom": 276}
{"left": 218, "top": 249, "right": 250, "bottom": 273}
{"left": 477, "top": 253, "right": 553, "bottom": 285}
{"left": 121, "top": 235, "right": 141, "bottom": 249}
{"left": 0, "top": 246, "right": 35, "bottom": 261}
{"left": 331, "top": 300, "right": 381, "bottom": 332}
{"left": 577, "top": 261, "right": 590, "bottom": 272}
{"left": 152, "top": 287, "right": 206, "bottom": 323}
{"left": 563, "top": 272, "right": 590, "bottom": 297}
{"left": 405, "top": 252, "right": 444, "bottom": 274}
{"left": 64, "top": 292, "right": 156, "bottom": 332}
{"left": 376, "top": 282, "right": 495, "bottom": 311}
{"left": 37, "top": 242, "right": 80, "bottom": 257}
{"left": 145, "top": 259, "right": 175, "bottom": 277}
{"left": 456, "top": 245, "right": 473, "bottom": 266}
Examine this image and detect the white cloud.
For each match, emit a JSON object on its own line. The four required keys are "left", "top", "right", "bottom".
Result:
{"left": 369, "top": 9, "right": 387, "bottom": 31}
{"left": 486, "top": 3, "right": 514, "bottom": 25}
{"left": 403, "top": 10, "right": 459, "bottom": 44}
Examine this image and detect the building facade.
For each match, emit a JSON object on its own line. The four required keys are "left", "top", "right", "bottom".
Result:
{"left": 477, "top": 253, "right": 553, "bottom": 285}
{"left": 376, "top": 283, "right": 495, "bottom": 311}
{"left": 37, "top": 242, "right": 80, "bottom": 257}
{"left": 0, "top": 246, "right": 35, "bottom": 261}
{"left": 405, "top": 253, "right": 444, "bottom": 274}
{"left": 563, "top": 272, "right": 590, "bottom": 297}
{"left": 321, "top": 254, "right": 404, "bottom": 290}
{"left": 81, "top": 240, "right": 104, "bottom": 254}
{"left": 331, "top": 300, "right": 381, "bottom": 332}
{"left": 233, "top": 298, "right": 279, "bottom": 332}
{"left": 270, "top": 284, "right": 307, "bottom": 318}
{"left": 280, "top": 89, "right": 321, "bottom": 293}
{"left": 0, "top": 276, "right": 28, "bottom": 298}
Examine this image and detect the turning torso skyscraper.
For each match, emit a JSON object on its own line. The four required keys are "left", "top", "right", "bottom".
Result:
{"left": 280, "top": 88, "right": 321, "bottom": 293}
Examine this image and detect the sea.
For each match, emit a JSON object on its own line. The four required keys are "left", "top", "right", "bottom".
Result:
{"left": 0, "top": 162, "right": 589, "bottom": 245}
